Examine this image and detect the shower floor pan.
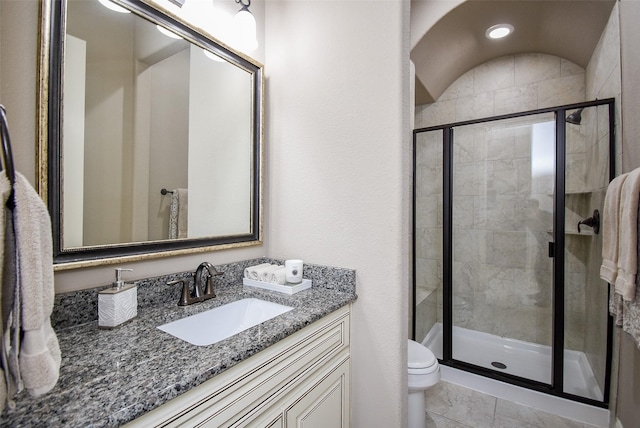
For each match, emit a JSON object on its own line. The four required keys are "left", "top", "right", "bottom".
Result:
{"left": 423, "top": 322, "right": 603, "bottom": 401}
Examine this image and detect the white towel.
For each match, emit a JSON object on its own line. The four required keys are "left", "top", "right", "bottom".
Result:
{"left": 600, "top": 173, "right": 628, "bottom": 284}
{"left": 243, "top": 263, "right": 271, "bottom": 280}
{"left": 13, "top": 173, "right": 60, "bottom": 397}
{"left": 259, "top": 265, "right": 281, "bottom": 282}
{"left": 168, "top": 189, "right": 188, "bottom": 239}
{"left": 614, "top": 168, "right": 640, "bottom": 301}
{"left": 267, "top": 267, "right": 287, "bottom": 285}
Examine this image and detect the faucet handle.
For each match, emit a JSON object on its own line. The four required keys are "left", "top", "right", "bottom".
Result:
{"left": 203, "top": 267, "right": 223, "bottom": 298}
{"left": 168, "top": 279, "right": 191, "bottom": 306}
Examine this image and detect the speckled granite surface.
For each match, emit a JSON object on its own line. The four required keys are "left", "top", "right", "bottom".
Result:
{"left": 1, "top": 259, "right": 356, "bottom": 427}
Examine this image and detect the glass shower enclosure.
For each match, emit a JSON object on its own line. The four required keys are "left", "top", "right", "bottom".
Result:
{"left": 412, "top": 99, "right": 615, "bottom": 406}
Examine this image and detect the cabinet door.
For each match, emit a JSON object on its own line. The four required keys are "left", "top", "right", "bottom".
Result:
{"left": 285, "top": 358, "right": 350, "bottom": 428}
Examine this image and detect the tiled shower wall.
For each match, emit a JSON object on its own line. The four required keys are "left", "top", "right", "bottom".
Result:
{"left": 415, "top": 53, "right": 589, "bottom": 347}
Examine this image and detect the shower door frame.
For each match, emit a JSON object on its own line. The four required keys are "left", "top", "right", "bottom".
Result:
{"left": 412, "top": 98, "right": 616, "bottom": 408}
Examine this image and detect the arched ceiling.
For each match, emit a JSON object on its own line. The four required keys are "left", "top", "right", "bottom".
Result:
{"left": 411, "top": 0, "right": 616, "bottom": 105}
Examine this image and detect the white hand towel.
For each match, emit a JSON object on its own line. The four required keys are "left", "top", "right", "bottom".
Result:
{"left": 268, "top": 267, "right": 287, "bottom": 285}
{"left": 600, "top": 173, "right": 628, "bottom": 284}
{"left": 243, "top": 263, "right": 271, "bottom": 279}
{"left": 13, "top": 173, "right": 60, "bottom": 396}
{"left": 259, "top": 265, "right": 281, "bottom": 282}
{"left": 614, "top": 168, "right": 640, "bottom": 301}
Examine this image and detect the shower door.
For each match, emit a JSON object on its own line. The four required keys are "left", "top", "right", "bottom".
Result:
{"left": 413, "top": 99, "right": 614, "bottom": 405}
{"left": 449, "top": 114, "right": 556, "bottom": 385}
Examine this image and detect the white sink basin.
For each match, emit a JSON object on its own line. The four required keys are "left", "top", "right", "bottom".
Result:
{"left": 158, "top": 298, "right": 293, "bottom": 346}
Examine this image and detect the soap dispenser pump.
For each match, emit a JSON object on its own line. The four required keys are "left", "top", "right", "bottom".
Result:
{"left": 98, "top": 268, "right": 137, "bottom": 328}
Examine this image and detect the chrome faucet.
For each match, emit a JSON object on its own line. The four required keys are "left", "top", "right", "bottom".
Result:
{"left": 168, "top": 262, "right": 223, "bottom": 306}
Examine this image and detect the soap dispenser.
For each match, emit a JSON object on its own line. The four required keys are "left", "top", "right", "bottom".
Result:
{"left": 98, "top": 268, "right": 137, "bottom": 328}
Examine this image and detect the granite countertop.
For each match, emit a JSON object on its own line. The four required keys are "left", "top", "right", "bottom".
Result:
{"left": 0, "top": 259, "right": 356, "bottom": 427}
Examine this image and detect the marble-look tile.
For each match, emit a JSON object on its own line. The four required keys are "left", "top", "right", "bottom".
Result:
{"left": 474, "top": 56, "right": 515, "bottom": 94}
{"left": 491, "top": 231, "right": 528, "bottom": 268}
{"left": 452, "top": 261, "right": 483, "bottom": 298}
{"left": 454, "top": 162, "right": 485, "bottom": 196}
{"left": 494, "top": 84, "right": 538, "bottom": 116}
{"left": 455, "top": 91, "right": 495, "bottom": 122}
{"left": 472, "top": 195, "right": 516, "bottom": 230}
{"left": 515, "top": 53, "right": 561, "bottom": 85}
{"left": 416, "top": 196, "right": 442, "bottom": 228}
{"left": 566, "top": 124, "right": 587, "bottom": 157}
{"left": 515, "top": 194, "right": 553, "bottom": 232}
{"left": 416, "top": 258, "right": 442, "bottom": 289}
{"left": 561, "top": 59, "right": 586, "bottom": 77}
{"left": 566, "top": 154, "right": 587, "bottom": 195}
{"left": 537, "top": 74, "right": 586, "bottom": 109}
{"left": 453, "top": 196, "right": 474, "bottom": 228}
{"left": 426, "top": 411, "right": 474, "bottom": 428}
{"left": 417, "top": 131, "right": 445, "bottom": 167}
{"left": 418, "top": 99, "right": 457, "bottom": 128}
{"left": 416, "top": 227, "right": 444, "bottom": 260}
{"left": 440, "top": 70, "right": 474, "bottom": 101}
{"left": 417, "top": 165, "right": 445, "bottom": 197}
{"left": 425, "top": 381, "right": 497, "bottom": 428}
{"left": 495, "top": 399, "right": 601, "bottom": 428}
{"left": 487, "top": 164, "right": 518, "bottom": 195}
{"left": 453, "top": 229, "right": 492, "bottom": 264}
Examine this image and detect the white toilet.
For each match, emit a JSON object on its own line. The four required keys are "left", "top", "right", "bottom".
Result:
{"left": 408, "top": 339, "right": 440, "bottom": 428}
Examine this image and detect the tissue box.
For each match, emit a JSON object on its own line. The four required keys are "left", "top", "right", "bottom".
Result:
{"left": 98, "top": 284, "right": 138, "bottom": 328}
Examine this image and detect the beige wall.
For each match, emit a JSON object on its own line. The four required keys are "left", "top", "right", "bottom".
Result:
{"left": 264, "top": 2, "right": 410, "bottom": 426}
{"left": 1, "top": 1, "right": 410, "bottom": 427}
{"left": 616, "top": 1, "right": 640, "bottom": 427}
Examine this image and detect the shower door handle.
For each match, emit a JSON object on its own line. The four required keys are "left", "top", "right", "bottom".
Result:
{"left": 548, "top": 242, "right": 555, "bottom": 258}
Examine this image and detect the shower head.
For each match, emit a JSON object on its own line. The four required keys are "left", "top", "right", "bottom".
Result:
{"left": 566, "top": 108, "right": 584, "bottom": 125}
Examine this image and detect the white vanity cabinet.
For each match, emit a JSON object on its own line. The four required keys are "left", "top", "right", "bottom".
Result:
{"left": 126, "top": 305, "right": 351, "bottom": 428}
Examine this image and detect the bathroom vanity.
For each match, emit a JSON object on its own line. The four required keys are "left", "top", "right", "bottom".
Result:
{"left": 0, "top": 260, "right": 357, "bottom": 427}
{"left": 129, "top": 305, "right": 350, "bottom": 427}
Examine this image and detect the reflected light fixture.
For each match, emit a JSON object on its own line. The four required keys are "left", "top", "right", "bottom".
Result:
{"left": 234, "top": 0, "right": 258, "bottom": 51}
{"left": 485, "top": 23, "right": 514, "bottom": 39}
{"left": 203, "top": 49, "right": 226, "bottom": 62}
{"left": 98, "top": 0, "right": 130, "bottom": 14}
{"left": 156, "top": 25, "right": 183, "bottom": 40}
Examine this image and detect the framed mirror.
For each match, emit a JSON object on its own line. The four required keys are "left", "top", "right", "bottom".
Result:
{"left": 38, "top": 0, "right": 263, "bottom": 269}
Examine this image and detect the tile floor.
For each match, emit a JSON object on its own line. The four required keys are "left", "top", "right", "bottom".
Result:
{"left": 425, "top": 382, "right": 603, "bottom": 428}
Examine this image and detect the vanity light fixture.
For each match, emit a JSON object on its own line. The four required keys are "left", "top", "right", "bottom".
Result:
{"left": 234, "top": 0, "right": 258, "bottom": 51}
{"left": 98, "top": 0, "right": 130, "bottom": 14}
{"left": 156, "top": 25, "right": 183, "bottom": 40}
{"left": 203, "top": 49, "right": 226, "bottom": 62}
{"left": 485, "top": 23, "right": 514, "bottom": 40}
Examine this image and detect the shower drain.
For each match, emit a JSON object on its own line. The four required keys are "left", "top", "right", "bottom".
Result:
{"left": 491, "top": 361, "right": 507, "bottom": 369}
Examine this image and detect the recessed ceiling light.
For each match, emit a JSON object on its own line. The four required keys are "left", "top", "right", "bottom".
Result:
{"left": 485, "top": 24, "right": 514, "bottom": 40}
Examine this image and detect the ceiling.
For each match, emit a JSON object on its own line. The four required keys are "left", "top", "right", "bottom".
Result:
{"left": 411, "top": 0, "right": 616, "bottom": 105}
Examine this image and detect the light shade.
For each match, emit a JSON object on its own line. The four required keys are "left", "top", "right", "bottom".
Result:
{"left": 156, "top": 25, "right": 182, "bottom": 40}
{"left": 98, "top": 0, "right": 130, "bottom": 14}
{"left": 234, "top": 8, "right": 258, "bottom": 52}
{"left": 485, "top": 24, "right": 514, "bottom": 39}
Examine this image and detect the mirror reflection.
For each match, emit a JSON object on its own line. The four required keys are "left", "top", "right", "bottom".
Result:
{"left": 43, "top": 0, "right": 263, "bottom": 265}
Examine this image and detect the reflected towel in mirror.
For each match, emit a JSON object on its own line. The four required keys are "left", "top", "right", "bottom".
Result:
{"left": 169, "top": 189, "right": 188, "bottom": 239}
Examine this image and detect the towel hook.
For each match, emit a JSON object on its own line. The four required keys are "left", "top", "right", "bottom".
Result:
{"left": 577, "top": 209, "right": 600, "bottom": 234}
